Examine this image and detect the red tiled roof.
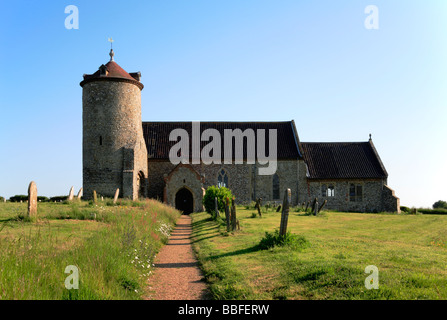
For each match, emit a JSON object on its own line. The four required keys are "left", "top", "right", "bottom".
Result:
{"left": 142, "top": 121, "right": 302, "bottom": 160}
{"left": 300, "top": 141, "right": 388, "bottom": 179}
{"left": 80, "top": 61, "right": 143, "bottom": 89}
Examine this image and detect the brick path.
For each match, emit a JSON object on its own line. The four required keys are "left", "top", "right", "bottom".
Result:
{"left": 144, "top": 215, "right": 210, "bottom": 300}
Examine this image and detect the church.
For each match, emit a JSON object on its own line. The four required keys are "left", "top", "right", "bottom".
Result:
{"left": 80, "top": 50, "right": 400, "bottom": 214}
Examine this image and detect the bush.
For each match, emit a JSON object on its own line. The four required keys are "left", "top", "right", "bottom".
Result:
{"left": 433, "top": 200, "right": 447, "bottom": 210}
{"left": 259, "top": 229, "right": 310, "bottom": 250}
{"left": 400, "top": 206, "right": 411, "bottom": 213}
{"left": 9, "top": 195, "right": 28, "bottom": 202}
{"left": 417, "top": 208, "right": 447, "bottom": 215}
{"left": 49, "top": 196, "right": 68, "bottom": 202}
{"left": 202, "top": 186, "right": 234, "bottom": 214}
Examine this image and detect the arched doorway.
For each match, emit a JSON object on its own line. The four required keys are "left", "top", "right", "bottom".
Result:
{"left": 137, "top": 171, "right": 145, "bottom": 199}
{"left": 175, "top": 188, "right": 194, "bottom": 214}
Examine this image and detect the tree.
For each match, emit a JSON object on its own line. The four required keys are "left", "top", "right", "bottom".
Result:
{"left": 433, "top": 200, "right": 447, "bottom": 209}
{"left": 202, "top": 186, "right": 233, "bottom": 214}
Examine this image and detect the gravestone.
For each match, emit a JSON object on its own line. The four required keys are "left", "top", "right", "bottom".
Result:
{"left": 113, "top": 188, "right": 120, "bottom": 204}
{"left": 318, "top": 200, "right": 327, "bottom": 213}
{"left": 93, "top": 190, "right": 97, "bottom": 204}
{"left": 225, "top": 197, "right": 231, "bottom": 232}
{"left": 314, "top": 200, "right": 319, "bottom": 216}
{"left": 279, "top": 189, "right": 291, "bottom": 236}
{"left": 77, "top": 188, "right": 83, "bottom": 199}
{"left": 27, "top": 181, "right": 37, "bottom": 217}
{"left": 101, "top": 196, "right": 104, "bottom": 202}
{"left": 255, "top": 198, "right": 262, "bottom": 217}
{"left": 68, "top": 186, "right": 74, "bottom": 201}
{"left": 276, "top": 205, "right": 282, "bottom": 212}
{"left": 231, "top": 198, "right": 237, "bottom": 231}
{"left": 214, "top": 197, "right": 220, "bottom": 218}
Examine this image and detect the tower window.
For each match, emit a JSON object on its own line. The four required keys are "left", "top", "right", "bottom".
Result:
{"left": 99, "top": 136, "right": 103, "bottom": 146}
{"left": 217, "top": 169, "right": 228, "bottom": 188}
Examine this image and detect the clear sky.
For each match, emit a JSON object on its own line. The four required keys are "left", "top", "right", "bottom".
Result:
{"left": 0, "top": 1, "right": 446, "bottom": 208}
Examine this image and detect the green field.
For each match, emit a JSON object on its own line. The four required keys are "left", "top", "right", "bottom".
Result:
{"left": 0, "top": 199, "right": 180, "bottom": 300}
{"left": 191, "top": 207, "right": 447, "bottom": 300}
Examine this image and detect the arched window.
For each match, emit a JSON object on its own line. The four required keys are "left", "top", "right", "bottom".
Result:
{"left": 272, "top": 173, "right": 280, "bottom": 200}
{"left": 217, "top": 169, "right": 228, "bottom": 188}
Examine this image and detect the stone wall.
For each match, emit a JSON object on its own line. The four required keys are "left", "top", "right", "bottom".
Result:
{"left": 164, "top": 165, "right": 205, "bottom": 212}
{"left": 382, "top": 185, "right": 400, "bottom": 213}
{"left": 305, "top": 179, "right": 388, "bottom": 212}
{"left": 83, "top": 80, "right": 147, "bottom": 200}
{"left": 147, "top": 159, "right": 304, "bottom": 208}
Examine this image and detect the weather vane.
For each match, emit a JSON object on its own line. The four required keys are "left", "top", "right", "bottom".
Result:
{"left": 108, "top": 37, "right": 115, "bottom": 61}
{"left": 108, "top": 37, "right": 114, "bottom": 49}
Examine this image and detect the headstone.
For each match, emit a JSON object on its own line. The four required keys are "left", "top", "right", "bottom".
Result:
{"left": 68, "top": 186, "right": 74, "bottom": 201}
{"left": 276, "top": 205, "right": 282, "bottom": 212}
{"left": 231, "top": 198, "right": 237, "bottom": 231}
{"left": 101, "top": 196, "right": 104, "bottom": 202}
{"left": 279, "top": 189, "right": 291, "bottom": 236}
{"left": 310, "top": 198, "right": 317, "bottom": 213}
{"left": 77, "top": 188, "right": 83, "bottom": 199}
{"left": 305, "top": 201, "right": 309, "bottom": 212}
{"left": 255, "top": 198, "right": 262, "bottom": 217}
{"left": 214, "top": 197, "right": 220, "bottom": 218}
{"left": 27, "top": 181, "right": 37, "bottom": 217}
{"left": 318, "top": 200, "right": 327, "bottom": 213}
{"left": 113, "top": 188, "right": 120, "bottom": 204}
{"left": 314, "top": 200, "right": 319, "bottom": 216}
{"left": 225, "top": 197, "right": 231, "bottom": 232}
{"left": 93, "top": 190, "right": 97, "bottom": 204}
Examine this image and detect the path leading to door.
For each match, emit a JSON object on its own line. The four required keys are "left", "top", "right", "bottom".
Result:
{"left": 144, "top": 215, "right": 210, "bottom": 300}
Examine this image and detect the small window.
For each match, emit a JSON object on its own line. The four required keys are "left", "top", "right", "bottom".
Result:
{"left": 322, "top": 184, "right": 335, "bottom": 197}
{"left": 327, "top": 185, "right": 335, "bottom": 197}
{"left": 99, "top": 136, "right": 103, "bottom": 146}
{"left": 350, "top": 183, "right": 363, "bottom": 202}
{"left": 217, "top": 169, "right": 228, "bottom": 188}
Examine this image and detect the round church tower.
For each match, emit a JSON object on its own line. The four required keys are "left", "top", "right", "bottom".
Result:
{"left": 80, "top": 49, "right": 148, "bottom": 200}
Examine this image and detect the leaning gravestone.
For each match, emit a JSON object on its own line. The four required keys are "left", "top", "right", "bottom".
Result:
{"left": 279, "top": 189, "right": 291, "bottom": 236}
{"left": 225, "top": 197, "right": 231, "bottom": 232}
{"left": 77, "top": 188, "right": 83, "bottom": 199}
{"left": 113, "top": 188, "right": 120, "bottom": 204}
{"left": 68, "top": 186, "right": 74, "bottom": 201}
{"left": 214, "top": 197, "right": 220, "bottom": 218}
{"left": 27, "top": 181, "right": 37, "bottom": 217}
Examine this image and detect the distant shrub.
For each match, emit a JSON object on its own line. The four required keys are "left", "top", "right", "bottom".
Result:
{"left": 37, "top": 196, "right": 49, "bottom": 202}
{"left": 400, "top": 206, "right": 411, "bottom": 213}
{"left": 433, "top": 200, "right": 447, "bottom": 210}
{"left": 259, "top": 229, "right": 310, "bottom": 251}
{"left": 417, "top": 208, "right": 447, "bottom": 215}
{"left": 202, "top": 186, "right": 234, "bottom": 214}
{"left": 49, "top": 196, "right": 68, "bottom": 202}
{"left": 9, "top": 195, "right": 28, "bottom": 202}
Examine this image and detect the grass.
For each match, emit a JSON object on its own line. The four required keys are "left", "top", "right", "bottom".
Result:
{"left": 191, "top": 207, "right": 447, "bottom": 300}
{"left": 0, "top": 199, "right": 180, "bottom": 299}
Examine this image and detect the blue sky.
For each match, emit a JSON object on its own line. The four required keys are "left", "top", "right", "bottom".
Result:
{"left": 0, "top": 1, "right": 446, "bottom": 208}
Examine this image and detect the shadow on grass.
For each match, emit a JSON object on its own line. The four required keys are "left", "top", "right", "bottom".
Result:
{"left": 206, "top": 244, "right": 262, "bottom": 260}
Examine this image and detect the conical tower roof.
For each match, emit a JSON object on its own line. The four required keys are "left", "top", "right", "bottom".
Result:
{"left": 80, "top": 49, "right": 143, "bottom": 90}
